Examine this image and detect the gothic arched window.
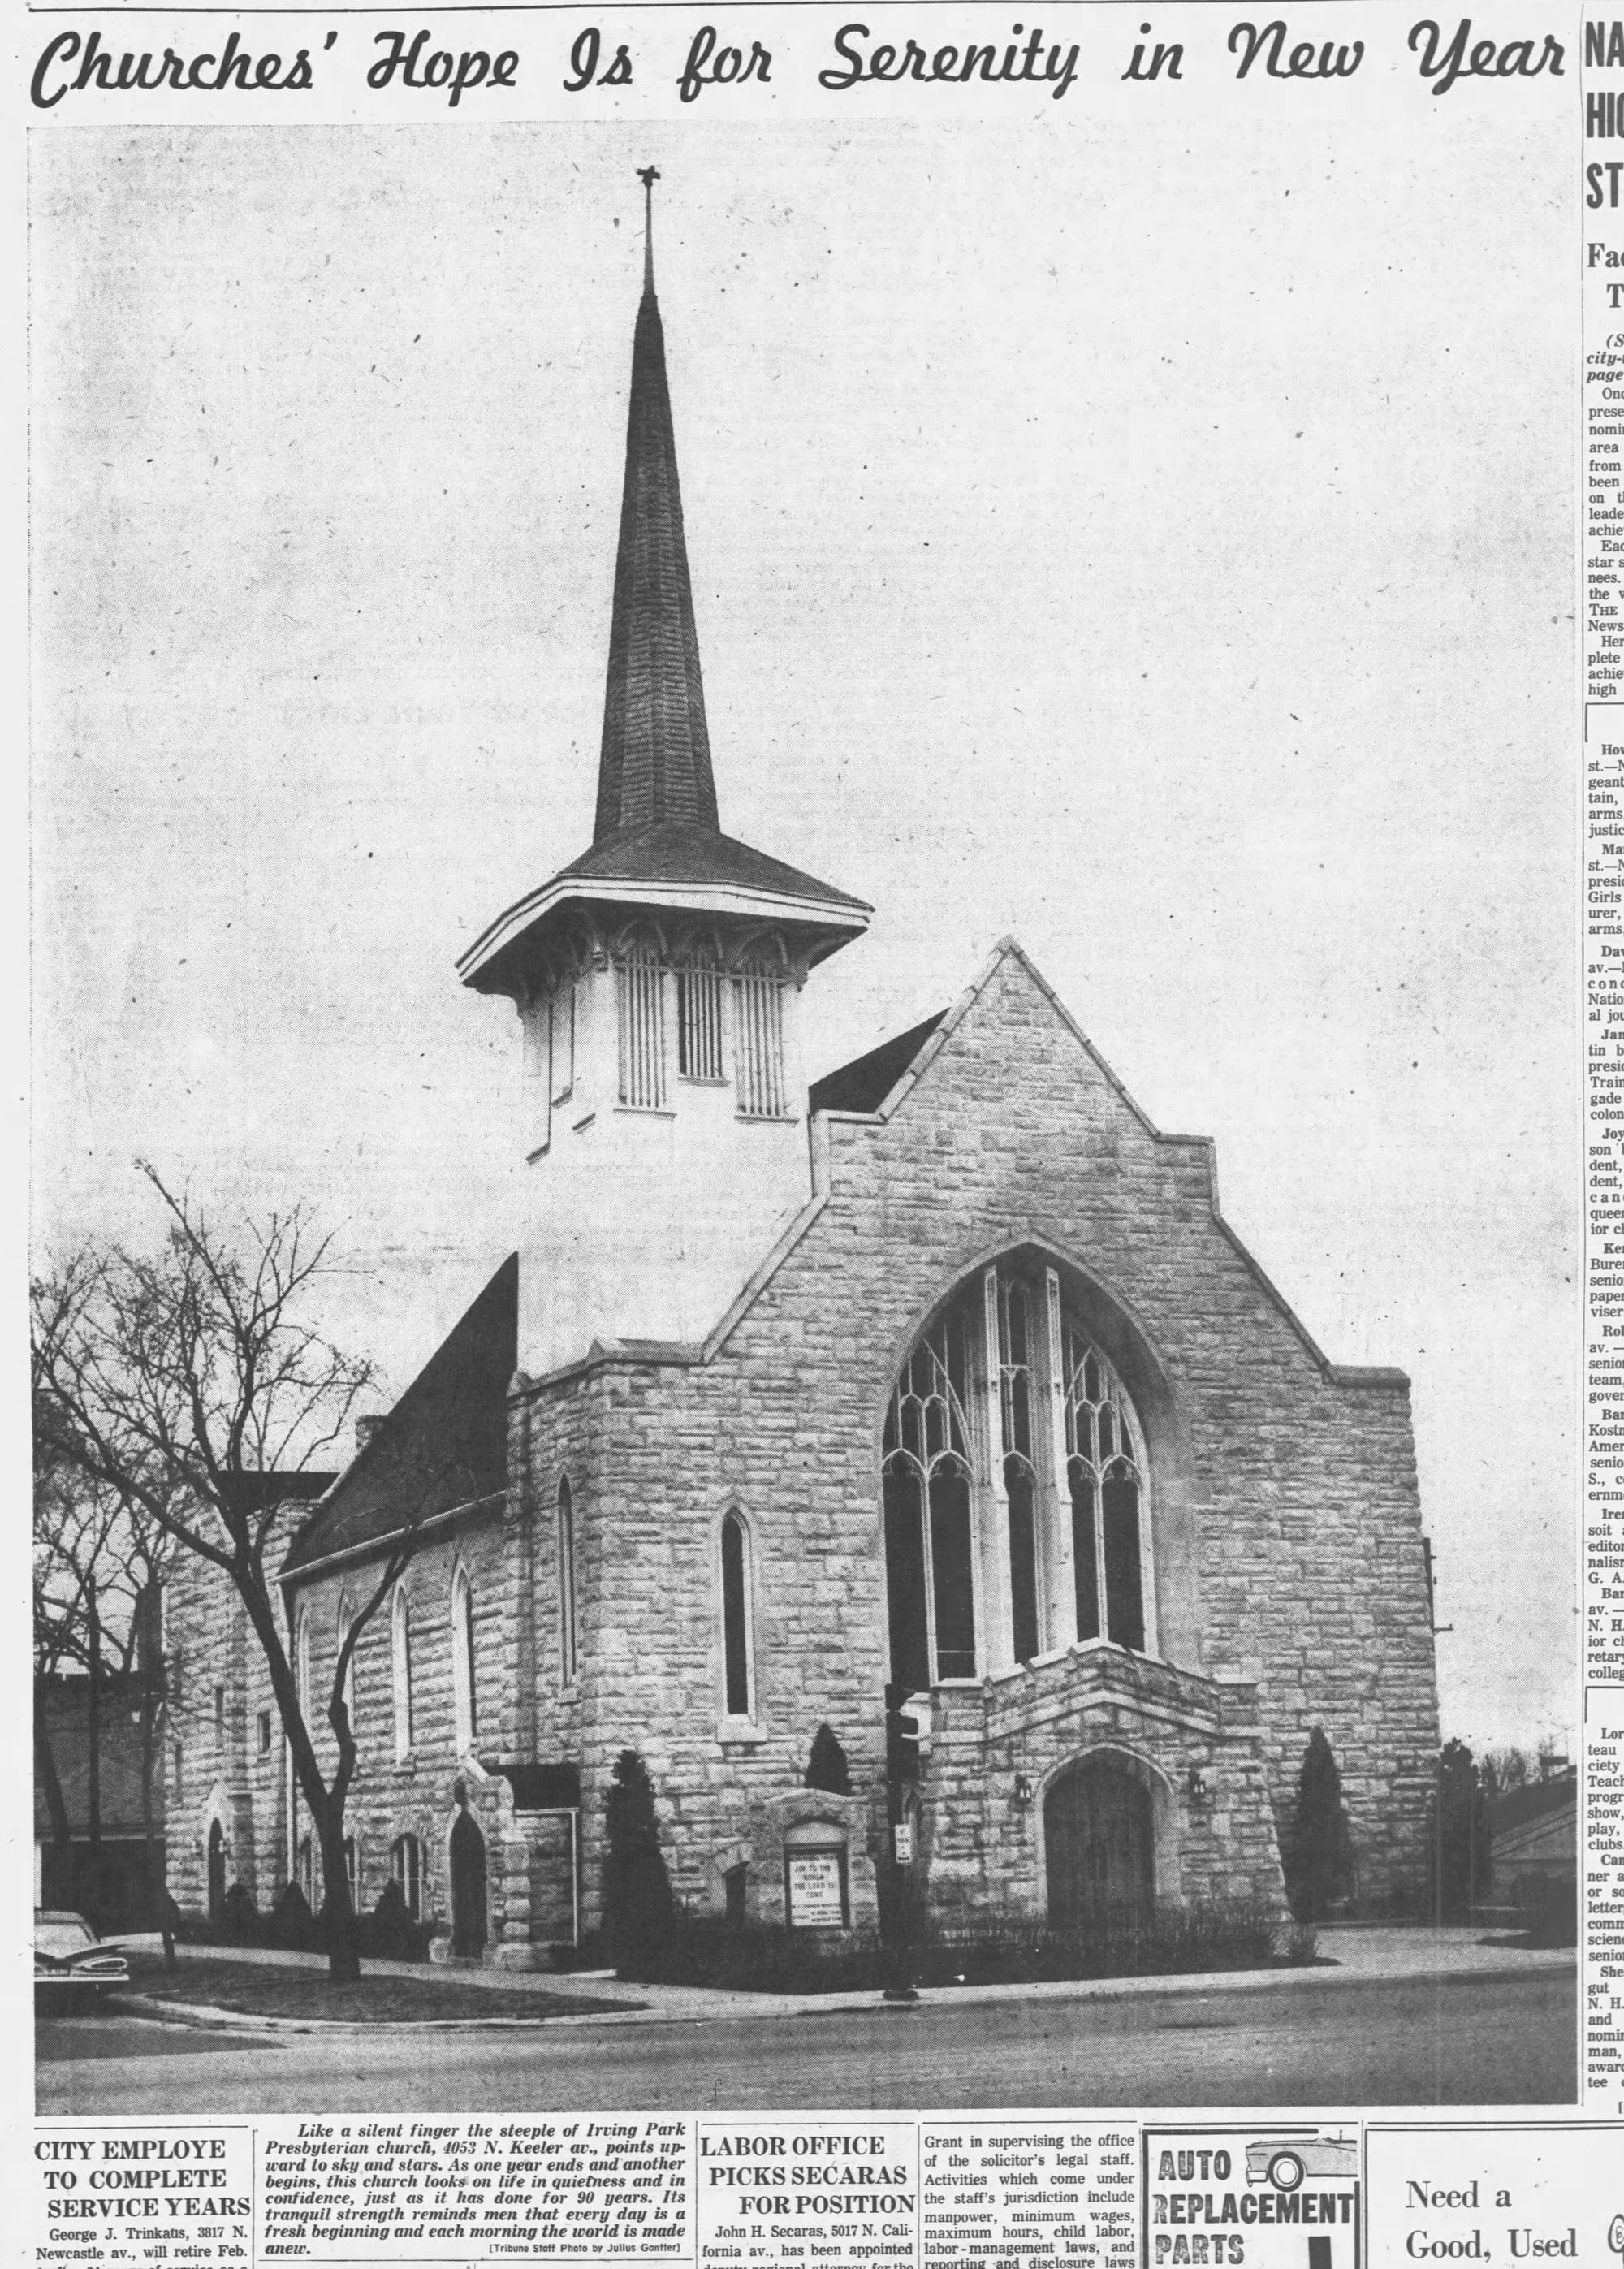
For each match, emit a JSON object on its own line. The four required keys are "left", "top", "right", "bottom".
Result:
{"left": 998, "top": 1277, "right": 1041, "bottom": 1665}
{"left": 883, "top": 1302, "right": 978, "bottom": 1686}
{"left": 336, "top": 1593, "right": 358, "bottom": 1737}
{"left": 558, "top": 1479, "right": 578, "bottom": 1688}
{"left": 451, "top": 1564, "right": 478, "bottom": 1755}
{"left": 294, "top": 1609, "right": 311, "bottom": 1723}
{"left": 1063, "top": 1321, "right": 1148, "bottom": 1651}
{"left": 391, "top": 1832, "right": 425, "bottom": 1921}
{"left": 391, "top": 1584, "right": 413, "bottom": 1761}
{"left": 720, "top": 1510, "right": 754, "bottom": 1718}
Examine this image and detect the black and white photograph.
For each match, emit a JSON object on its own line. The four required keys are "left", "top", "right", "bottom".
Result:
{"left": 28, "top": 19, "right": 1579, "bottom": 2120}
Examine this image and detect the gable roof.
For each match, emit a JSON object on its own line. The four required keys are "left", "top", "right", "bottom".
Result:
{"left": 281, "top": 1255, "right": 517, "bottom": 1579}
{"left": 810, "top": 1011, "right": 948, "bottom": 1115}
{"left": 791, "top": 937, "right": 1408, "bottom": 1394}
{"left": 1487, "top": 1772, "right": 1576, "bottom": 1835}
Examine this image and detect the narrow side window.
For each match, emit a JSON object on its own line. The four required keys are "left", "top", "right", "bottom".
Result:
{"left": 451, "top": 1565, "right": 478, "bottom": 1753}
{"left": 559, "top": 1478, "right": 578, "bottom": 1688}
{"left": 391, "top": 1584, "right": 413, "bottom": 1761}
{"left": 721, "top": 1511, "right": 754, "bottom": 1718}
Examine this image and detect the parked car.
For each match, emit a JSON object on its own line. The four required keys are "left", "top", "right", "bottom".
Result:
{"left": 1246, "top": 2136, "right": 1358, "bottom": 2191}
{"left": 35, "top": 1909, "right": 130, "bottom": 2008}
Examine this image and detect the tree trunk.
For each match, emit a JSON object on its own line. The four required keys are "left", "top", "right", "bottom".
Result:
{"left": 87, "top": 1583, "right": 102, "bottom": 1920}
{"left": 138, "top": 1700, "right": 175, "bottom": 1969}
{"left": 314, "top": 1813, "right": 362, "bottom": 1983}
{"left": 34, "top": 1703, "right": 74, "bottom": 1894}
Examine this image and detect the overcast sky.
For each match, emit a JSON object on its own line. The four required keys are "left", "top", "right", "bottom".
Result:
{"left": 31, "top": 103, "right": 1574, "bottom": 1752}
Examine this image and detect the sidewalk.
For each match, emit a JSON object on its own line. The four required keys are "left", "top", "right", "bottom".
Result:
{"left": 112, "top": 1925, "right": 1574, "bottom": 2035}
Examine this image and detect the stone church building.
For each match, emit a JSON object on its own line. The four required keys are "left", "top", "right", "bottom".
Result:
{"left": 165, "top": 199, "right": 1440, "bottom": 1961}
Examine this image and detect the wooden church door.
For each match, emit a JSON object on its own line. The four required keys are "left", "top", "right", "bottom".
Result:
{"left": 1044, "top": 1759, "right": 1154, "bottom": 1932}
{"left": 449, "top": 1810, "right": 487, "bottom": 1957}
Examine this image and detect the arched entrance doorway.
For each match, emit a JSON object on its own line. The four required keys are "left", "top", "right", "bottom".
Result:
{"left": 1044, "top": 1757, "right": 1155, "bottom": 1933}
{"left": 449, "top": 1809, "right": 487, "bottom": 1958}
{"left": 206, "top": 1822, "right": 227, "bottom": 1923}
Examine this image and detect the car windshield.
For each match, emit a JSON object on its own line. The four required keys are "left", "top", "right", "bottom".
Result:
{"left": 36, "top": 1917, "right": 96, "bottom": 1954}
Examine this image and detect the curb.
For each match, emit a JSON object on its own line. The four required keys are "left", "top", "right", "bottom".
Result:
{"left": 110, "top": 1991, "right": 661, "bottom": 2038}
{"left": 106, "top": 1951, "right": 1575, "bottom": 2039}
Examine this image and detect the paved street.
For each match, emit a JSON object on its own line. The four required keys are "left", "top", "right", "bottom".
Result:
{"left": 38, "top": 1966, "right": 1574, "bottom": 2115}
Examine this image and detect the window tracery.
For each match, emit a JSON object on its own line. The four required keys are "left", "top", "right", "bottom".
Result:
{"left": 883, "top": 1303, "right": 978, "bottom": 1684}
{"left": 1062, "top": 1321, "right": 1147, "bottom": 1652}
{"left": 998, "top": 1278, "right": 1041, "bottom": 1664}
{"left": 882, "top": 1264, "right": 1155, "bottom": 1686}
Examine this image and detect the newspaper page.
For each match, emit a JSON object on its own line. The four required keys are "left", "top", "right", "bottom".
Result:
{"left": 16, "top": 0, "right": 1605, "bottom": 2263}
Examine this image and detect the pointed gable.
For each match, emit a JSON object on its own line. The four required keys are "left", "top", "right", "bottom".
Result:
{"left": 281, "top": 1255, "right": 518, "bottom": 1575}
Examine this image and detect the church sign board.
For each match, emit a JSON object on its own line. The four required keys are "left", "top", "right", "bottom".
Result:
{"left": 785, "top": 1847, "right": 848, "bottom": 1930}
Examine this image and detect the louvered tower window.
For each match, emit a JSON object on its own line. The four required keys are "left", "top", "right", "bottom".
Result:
{"left": 617, "top": 945, "right": 667, "bottom": 1109}
{"left": 734, "top": 970, "right": 788, "bottom": 1118}
{"left": 677, "top": 953, "right": 724, "bottom": 1081}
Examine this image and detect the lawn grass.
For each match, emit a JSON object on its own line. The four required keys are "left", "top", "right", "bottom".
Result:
{"left": 120, "top": 1952, "right": 637, "bottom": 2025}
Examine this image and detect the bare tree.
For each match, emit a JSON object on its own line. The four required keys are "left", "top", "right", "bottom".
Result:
{"left": 32, "top": 1427, "right": 177, "bottom": 1961}
{"left": 1484, "top": 1745, "right": 1531, "bottom": 1799}
{"left": 32, "top": 1165, "right": 390, "bottom": 1982}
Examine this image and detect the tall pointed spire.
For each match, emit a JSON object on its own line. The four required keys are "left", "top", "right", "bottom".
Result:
{"left": 594, "top": 168, "right": 719, "bottom": 844}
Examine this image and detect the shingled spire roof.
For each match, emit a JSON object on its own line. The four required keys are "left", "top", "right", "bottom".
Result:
{"left": 457, "top": 175, "right": 870, "bottom": 1001}
{"left": 594, "top": 167, "right": 719, "bottom": 841}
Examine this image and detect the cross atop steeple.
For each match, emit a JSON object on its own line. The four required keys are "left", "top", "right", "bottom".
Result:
{"left": 637, "top": 165, "right": 660, "bottom": 298}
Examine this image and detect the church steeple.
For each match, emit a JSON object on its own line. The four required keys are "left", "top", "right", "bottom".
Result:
{"left": 594, "top": 167, "right": 719, "bottom": 843}
{"left": 459, "top": 177, "right": 873, "bottom": 1377}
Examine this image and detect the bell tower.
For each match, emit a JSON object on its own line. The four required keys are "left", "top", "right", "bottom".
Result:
{"left": 458, "top": 174, "right": 870, "bottom": 1378}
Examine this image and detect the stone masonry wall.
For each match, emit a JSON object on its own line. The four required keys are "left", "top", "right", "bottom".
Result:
{"left": 287, "top": 1506, "right": 512, "bottom": 1936}
{"left": 177, "top": 944, "right": 1438, "bottom": 1948}
{"left": 164, "top": 1533, "right": 292, "bottom": 1917}
{"left": 516, "top": 944, "right": 1439, "bottom": 1930}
